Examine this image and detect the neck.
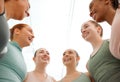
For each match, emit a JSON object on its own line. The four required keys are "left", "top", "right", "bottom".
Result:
{"left": 34, "top": 65, "right": 46, "bottom": 74}
{"left": 66, "top": 66, "right": 77, "bottom": 75}
{"left": 105, "top": 8, "right": 116, "bottom": 25}
{"left": 90, "top": 37, "right": 103, "bottom": 50}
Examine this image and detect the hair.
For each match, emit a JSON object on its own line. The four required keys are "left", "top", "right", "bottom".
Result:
{"left": 89, "top": 0, "right": 119, "bottom": 10}
{"left": 10, "top": 23, "right": 28, "bottom": 40}
{"left": 33, "top": 48, "right": 49, "bottom": 58}
{"left": 63, "top": 49, "right": 80, "bottom": 66}
{"left": 110, "top": 0, "right": 119, "bottom": 10}
{"left": 34, "top": 50, "right": 38, "bottom": 58}
{"left": 88, "top": 20, "right": 103, "bottom": 37}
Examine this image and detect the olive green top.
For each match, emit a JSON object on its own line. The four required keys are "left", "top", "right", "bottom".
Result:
{"left": 88, "top": 40, "right": 120, "bottom": 82}
{"left": 60, "top": 73, "right": 91, "bottom": 82}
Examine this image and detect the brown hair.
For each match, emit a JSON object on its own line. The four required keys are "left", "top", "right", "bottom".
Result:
{"left": 110, "top": 0, "right": 119, "bottom": 9}
{"left": 10, "top": 23, "right": 28, "bottom": 40}
{"left": 88, "top": 20, "right": 103, "bottom": 37}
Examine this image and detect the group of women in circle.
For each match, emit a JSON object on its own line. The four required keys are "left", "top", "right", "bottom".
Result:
{"left": 0, "top": 0, "right": 120, "bottom": 82}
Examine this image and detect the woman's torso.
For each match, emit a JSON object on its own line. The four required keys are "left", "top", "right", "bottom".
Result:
{"left": 0, "top": 41, "right": 27, "bottom": 82}
{"left": 88, "top": 40, "right": 120, "bottom": 82}
{"left": 60, "top": 73, "right": 91, "bottom": 82}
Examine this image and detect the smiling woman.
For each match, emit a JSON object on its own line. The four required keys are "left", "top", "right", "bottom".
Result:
{"left": 24, "top": 48, "right": 56, "bottom": 82}
{"left": 5, "top": 0, "right": 30, "bottom": 20}
{"left": 7, "top": 0, "right": 111, "bottom": 81}
{"left": 58, "top": 49, "right": 91, "bottom": 82}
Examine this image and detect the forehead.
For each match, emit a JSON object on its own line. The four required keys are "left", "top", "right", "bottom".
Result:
{"left": 64, "top": 49, "right": 75, "bottom": 53}
{"left": 81, "top": 21, "right": 90, "bottom": 28}
{"left": 37, "top": 48, "right": 47, "bottom": 52}
{"left": 89, "top": 0, "right": 99, "bottom": 9}
{"left": 22, "top": 26, "right": 33, "bottom": 31}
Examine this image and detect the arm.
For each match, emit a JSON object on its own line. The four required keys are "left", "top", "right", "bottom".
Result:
{"left": 85, "top": 72, "right": 95, "bottom": 82}
{"left": 0, "top": 1, "right": 9, "bottom": 56}
{"left": 110, "top": 7, "right": 120, "bottom": 59}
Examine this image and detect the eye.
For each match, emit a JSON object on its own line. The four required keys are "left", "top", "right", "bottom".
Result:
{"left": 63, "top": 52, "right": 65, "bottom": 56}
{"left": 46, "top": 51, "right": 50, "bottom": 55}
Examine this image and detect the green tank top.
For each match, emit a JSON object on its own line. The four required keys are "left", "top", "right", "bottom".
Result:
{"left": 73, "top": 73, "right": 91, "bottom": 82}
{"left": 61, "top": 73, "right": 91, "bottom": 82}
{"left": 88, "top": 40, "right": 120, "bottom": 82}
{"left": 0, "top": 41, "right": 27, "bottom": 82}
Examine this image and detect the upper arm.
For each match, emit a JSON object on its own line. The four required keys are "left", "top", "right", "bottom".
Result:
{"left": 110, "top": 8, "right": 120, "bottom": 59}
{"left": 0, "top": 14, "right": 9, "bottom": 56}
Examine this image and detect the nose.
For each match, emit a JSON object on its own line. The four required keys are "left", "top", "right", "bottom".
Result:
{"left": 43, "top": 53, "right": 49, "bottom": 57}
{"left": 89, "top": 11, "right": 93, "bottom": 17}
{"left": 32, "top": 34, "right": 35, "bottom": 39}
{"left": 81, "top": 29, "right": 86, "bottom": 33}
{"left": 64, "top": 54, "right": 69, "bottom": 57}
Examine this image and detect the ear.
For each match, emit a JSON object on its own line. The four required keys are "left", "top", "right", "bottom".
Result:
{"left": 14, "top": 28, "right": 20, "bottom": 35}
{"left": 97, "top": 26, "right": 101, "bottom": 35}
{"left": 77, "top": 56, "right": 80, "bottom": 61}
{"left": 33, "top": 57, "right": 35, "bottom": 61}
{"left": 104, "top": 0, "right": 110, "bottom": 5}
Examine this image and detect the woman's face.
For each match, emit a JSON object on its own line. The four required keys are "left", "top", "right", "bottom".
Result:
{"left": 81, "top": 21, "right": 99, "bottom": 41}
{"left": 34, "top": 48, "right": 50, "bottom": 65}
{"left": 62, "top": 49, "right": 79, "bottom": 67}
{"left": 6, "top": 0, "right": 30, "bottom": 20}
{"left": 15, "top": 25, "right": 34, "bottom": 47}
{"left": 89, "top": 0, "right": 109, "bottom": 22}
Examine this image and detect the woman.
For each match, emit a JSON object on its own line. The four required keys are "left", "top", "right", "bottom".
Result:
{"left": 24, "top": 48, "right": 56, "bottom": 82}
{"left": 81, "top": 20, "right": 120, "bottom": 82}
{"left": 89, "top": 0, "right": 120, "bottom": 59}
{"left": 5, "top": 0, "right": 30, "bottom": 20}
{"left": 0, "top": 23, "right": 34, "bottom": 82}
{"left": 0, "top": 0, "right": 31, "bottom": 55}
{"left": 59, "top": 49, "right": 91, "bottom": 82}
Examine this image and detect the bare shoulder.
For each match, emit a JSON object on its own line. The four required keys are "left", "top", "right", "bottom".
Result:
{"left": 23, "top": 72, "right": 34, "bottom": 82}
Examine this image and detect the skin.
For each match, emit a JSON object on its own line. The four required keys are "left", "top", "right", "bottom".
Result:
{"left": 89, "top": 0, "right": 115, "bottom": 25}
{"left": 81, "top": 20, "right": 103, "bottom": 56}
{"left": 0, "top": 0, "right": 30, "bottom": 54}
{"left": 81, "top": 20, "right": 103, "bottom": 82}
{"left": 0, "top": 0, "right": 4, "bottom": 14}
{"left": 24, "top": 48, "right": 56, "bottom": 82}
{"left": 89, "top": 0, "right": 120, "bottom": 59}
{"left": 11, "top": 24, "right": 34, "bottom": 48}
{"left": 60, "top": 49, "right": 82, "bottom": 82}
{"left": 5, "top": 0, "right": 30, "bottom": 20}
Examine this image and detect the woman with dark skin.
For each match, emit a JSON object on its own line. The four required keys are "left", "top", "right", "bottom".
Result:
{"left": 89, "top": 0, "right": 120, "bottom": 59}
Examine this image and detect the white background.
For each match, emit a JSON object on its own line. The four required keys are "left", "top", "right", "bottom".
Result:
{"left": 8, "top": 0, "right": 111, "bottom": 81}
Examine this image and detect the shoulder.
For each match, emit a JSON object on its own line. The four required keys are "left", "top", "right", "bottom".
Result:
{"left": 23, "top": 72, "right": 34, "bottom": 82}
{"left": 47, "top": 75, "right": 56, "bottom": 82}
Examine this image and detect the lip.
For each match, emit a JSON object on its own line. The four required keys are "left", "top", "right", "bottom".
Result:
{"left": 92, "top": 13, "right": 96, "bottom": 20}
{"left": 28, "top": 37, "right": 33, "bottom": 42}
